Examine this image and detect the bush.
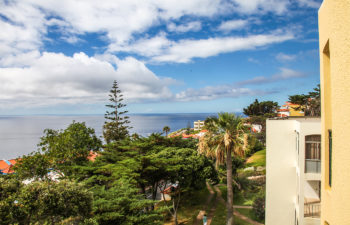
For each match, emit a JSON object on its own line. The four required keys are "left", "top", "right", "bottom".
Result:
{"left": 252, "top": 192, "right": 265, "bottom": 221}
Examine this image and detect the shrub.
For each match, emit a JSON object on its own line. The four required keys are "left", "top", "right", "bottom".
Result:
{"left": 252, "top": 192, "right": 265, "bottom": 221}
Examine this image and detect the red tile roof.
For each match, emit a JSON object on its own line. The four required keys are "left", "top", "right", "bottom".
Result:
{"left": 0, "top": 159, "right": 16, "bottom": 174}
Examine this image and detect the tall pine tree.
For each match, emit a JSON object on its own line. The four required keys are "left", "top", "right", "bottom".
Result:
{"left": 103, "top": 80, "right": 131, "bottom": 143}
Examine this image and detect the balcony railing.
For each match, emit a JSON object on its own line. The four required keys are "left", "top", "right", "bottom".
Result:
{"left": 304, "top": 201, "right": 320, "bottom": 218}
{"left": 305, "top": 159, "right": 321, "bottom": 173}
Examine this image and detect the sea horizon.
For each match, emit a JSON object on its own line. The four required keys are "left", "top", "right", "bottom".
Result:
{"left": 0, "top": 113, "right": 244, "bottom": 159}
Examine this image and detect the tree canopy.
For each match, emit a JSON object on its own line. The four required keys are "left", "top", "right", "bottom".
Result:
{"left": 243, "top": 99, "right": 279, "bottom": 117}
{"left": 289, "top": 84, "right": 320, "bottom": 116}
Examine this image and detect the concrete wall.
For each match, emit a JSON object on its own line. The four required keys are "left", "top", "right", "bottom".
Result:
{"left": 266, "top": 119, "right": 298, "bottom": 225}
{"left": 319, "top": 0, "right": 350, "bottom": 224}
{"left": 266, "top": 118, "right": 320, "bottom": 225}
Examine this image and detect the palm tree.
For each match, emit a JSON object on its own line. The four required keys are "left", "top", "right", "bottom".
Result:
{"left": 198, "top": 112, "right": 246, "bottom": 225}
{"left": 163, "top": 126, "right": 170, "bottom": 137}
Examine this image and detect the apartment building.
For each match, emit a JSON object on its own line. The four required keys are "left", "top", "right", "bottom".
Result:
{"left": 319, "top": 0, "right": 350, "bottom": 224}
{"left": 266, "top": 117, "right": 321, "bottom": 225}
{"left": 193, "top": 120, "right": 205, "bottom": 131}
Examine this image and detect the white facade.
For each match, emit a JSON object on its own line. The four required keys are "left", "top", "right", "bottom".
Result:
{"left": 266, "top": 117, "right": 321, "bottom": 225}
{"left": 194, "top": 120, "right": 205, "bottom": 131}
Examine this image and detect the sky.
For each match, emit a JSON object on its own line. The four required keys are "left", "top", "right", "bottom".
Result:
{"left": 0, "top": 0, "right": 322, "bottom": 115}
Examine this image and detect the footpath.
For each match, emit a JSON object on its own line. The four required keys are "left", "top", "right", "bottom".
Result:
{"left": 194, "top": 182, "right": 263, "bottom": 225}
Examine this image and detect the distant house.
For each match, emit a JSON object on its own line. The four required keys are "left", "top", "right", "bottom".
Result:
{"left": 0, "top": 159, "right": 17, "bottom": 175}
{"left": 266, "top": 117, "right": 321, "bottom": 225}
{"left": 277, "top": 102, "right": 305, "bottom": 118}
{"left": 194, "top": 120, "right": 205, "bottom": 131}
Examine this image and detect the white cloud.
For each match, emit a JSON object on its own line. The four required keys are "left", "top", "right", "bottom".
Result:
{"left": 297, "top": 0, "right": 322, "bottom": 8}
{"left": 229, "top": 0, "right": 290, "bottom": 14}
{"left": 218, "top": 19, "right": 249, "bottom": 31}
{"left": 114, "top": 31, "right": 294, "bottom": 63}
{"left": 0, "top": 2, "right": 46, "bottom": 56}
{"left": 0, "top": 52, "right": 174, "bottom": 108}
{"left": 236, "top": 68, "right": 305, "bottom": 86}
{"left": 0, "top": 0, "right": 313, "bottom": 60}
{"left": 276, "top": 52, "right": 297, "bottom": 62}
{"left": 167, "top": 21, "right": 202, "bottom": 33}
{"left": 175, "top": 86, "right": 266, "bottom": 101}
{"left": 174, "top": 67, "right": 305, "bottom": 101}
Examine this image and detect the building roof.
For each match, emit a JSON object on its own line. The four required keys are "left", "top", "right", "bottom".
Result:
{"left": 268, "top": 116, "right": 320, "bottom": 121}
{"left": 0, "top": 159, "right": 16, "bottom": 174}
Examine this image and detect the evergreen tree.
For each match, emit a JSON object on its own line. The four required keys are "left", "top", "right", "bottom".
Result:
{"left": 289, "top": 84, "right": 321, "bottom": 116}
{"left": 103, "top": 80, "right": 131, "bottom": 143}
{"left": 243, "top": 99, "right": 279, "bottom": 143}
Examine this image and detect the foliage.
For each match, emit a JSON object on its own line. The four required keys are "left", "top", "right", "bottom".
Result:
{"left": 0, "top": 179, "right": 93, "bottom": 225}
{"left": 186, "top": 121, "right": 191, "bottom": 135}
{"left": 9, "top": 114, "right": 216, "bottom": 225}
{"left": 14, "top": 121, "right": 101, "bottom": 179}
{"left": 103, "top": 80, "right": 131, "bottom": 143}
{"left": 39, "top": 122, "right": 101, "bottom": 164}
{"left": 243, "top": 99, "right": 279, "bottom": 144}
{"left": 289, "top": 84, "right": 321, "bottom": 116}
{"left": 216, "top": 157, "right": 245, "bottom": 184}
{"left": 245, "top": 135, "right": 264, "bottom": 155}
{"left": 0, "top": 177, "right": 22, "bottom": 225}
{"left": 156, "top": 147, "right": 217, "bottom": 225}
{"left": 198, "top": 112, "right": 246, "bottom": 225}
{"left": 91, "top": 178, "right": 163, "bottom": 225}
{"left": 13, "top": 151, "right": 52, "bottom": 180}
{"left": 163, "top": 126, "right": 170, "bottom": 137}
{"left": 243, "top": 99, "right": 278, "bottom": 117}
{"left": 252, "top": 191, "right": 265, "bottom": 221}
{"left": 246, "top": 149, "right": 266, "bottom": 167}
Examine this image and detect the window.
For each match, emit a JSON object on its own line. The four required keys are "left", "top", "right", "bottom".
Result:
{"left": 328, "top": 130, "right": 332, "bottom": 186}
{"left": 305, "top": 135, "right": 321, "bottom": 173}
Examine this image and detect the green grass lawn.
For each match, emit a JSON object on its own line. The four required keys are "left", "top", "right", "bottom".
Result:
{"left": 235, "top": 208, "right": 264, "bottom": 224}
{"left": 245, "top": 149, "right": 266, "bottom": 167}
{"left": 211, "top": 199, "right": 253, "bottom": 225}
{"left": 217, "top": 185, "right": 254, "bottom": 206}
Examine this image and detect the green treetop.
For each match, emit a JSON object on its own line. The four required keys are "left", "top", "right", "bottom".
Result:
{"left": 103, "top": 80, "right": 131, "bottom": 143}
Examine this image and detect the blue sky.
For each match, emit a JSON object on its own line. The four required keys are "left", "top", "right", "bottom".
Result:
{"left": 0, "top": 0, "right": 322, "bottom": 115}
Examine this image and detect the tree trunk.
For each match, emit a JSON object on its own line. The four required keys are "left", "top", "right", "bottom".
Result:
{"left": 226, "top": 147, "right": 234, "bottom": 225}
{"left": 173, "top": 198, "right": 178, "bottom": 225}
{"left": 151, "top": 182, "right": 158, "bottom": 210}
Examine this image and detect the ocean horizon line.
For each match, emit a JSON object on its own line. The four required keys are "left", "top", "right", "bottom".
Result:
{"left": 0, "top": 112, "right": 244, "bottom": 117}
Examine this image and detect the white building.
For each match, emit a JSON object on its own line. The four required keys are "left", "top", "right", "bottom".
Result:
{"left": 194, "top": 120, "right": 205, "bottom": 131}
{"left": 266, "top": 117, "right": 321, "bottom": 225}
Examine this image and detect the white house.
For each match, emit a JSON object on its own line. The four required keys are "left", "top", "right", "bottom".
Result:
{"left": 266, "top": 117, "right": 321, "bottom": 225}
{"left": 193, "top": 120, "right": 205, "bottom": 131}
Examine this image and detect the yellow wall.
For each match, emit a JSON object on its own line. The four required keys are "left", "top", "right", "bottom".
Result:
{"left": 319, "top": 0, "right": 350, "bottom": 224}
{"left": 289, "top": 106, "right": 304, "bottom": 117}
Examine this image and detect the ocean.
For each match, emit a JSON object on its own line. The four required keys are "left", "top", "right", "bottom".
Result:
{"left": 0, "top": 113, "right": 219, "bottom": 159}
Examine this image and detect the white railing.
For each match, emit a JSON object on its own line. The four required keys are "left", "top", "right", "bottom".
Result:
{"left": 305, "top": 159, "right": 321, "bottom": 173}
{"left": 304, "top": 201, "right": 320, "bottom": 218}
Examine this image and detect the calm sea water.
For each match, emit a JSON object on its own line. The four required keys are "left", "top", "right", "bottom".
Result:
{"left": 0, "top": 113, "right": 218, "bottom": 159}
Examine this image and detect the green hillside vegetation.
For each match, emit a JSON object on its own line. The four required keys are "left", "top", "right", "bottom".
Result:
{"left": 246, "top": 149, "right": 266, "bottom": 167}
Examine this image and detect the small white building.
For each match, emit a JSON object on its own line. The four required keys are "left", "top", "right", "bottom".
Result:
{"left": 194, "top": 120, "right": 205, "bottom": 131}
{"left": 266, "top": 117, "right": 321, "bottom": 225}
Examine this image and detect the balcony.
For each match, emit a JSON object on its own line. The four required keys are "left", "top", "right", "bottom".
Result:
{"left": 304, "top": 200, "right": 320, "bottom": 222}
{"left": 305, "top": 159, "right": 321, "bottom": 173}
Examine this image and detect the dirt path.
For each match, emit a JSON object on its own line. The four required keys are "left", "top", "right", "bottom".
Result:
{"left": 233, "top": 205, "right": 253, "bottom": 209}
{"left": 213, "top": 186, "right": 263, "bottom": 225}
{"left": 193, "top": 182, "right": 216, "bottom": 225}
